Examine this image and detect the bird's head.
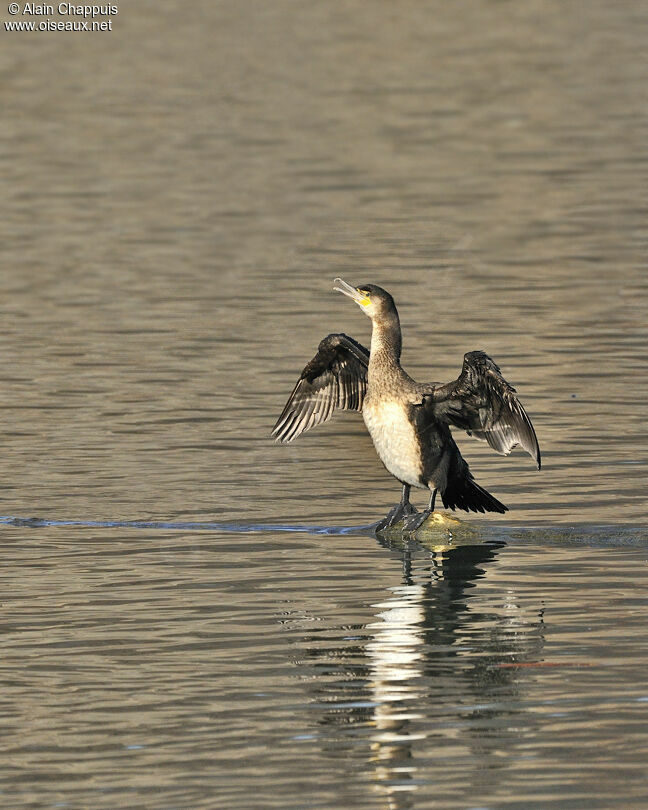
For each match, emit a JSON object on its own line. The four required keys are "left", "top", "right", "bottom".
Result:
{"left": 333, "top": 278, "right": 396, "bottom": 322}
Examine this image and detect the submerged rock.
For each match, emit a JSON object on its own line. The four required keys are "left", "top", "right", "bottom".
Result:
{"left": 377, "top": 510, "right": 483, "bottom": 551}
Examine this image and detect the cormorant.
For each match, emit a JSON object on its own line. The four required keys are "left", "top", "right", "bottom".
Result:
{"left": 272, "top": 279, "right": 540, "bottom": 531}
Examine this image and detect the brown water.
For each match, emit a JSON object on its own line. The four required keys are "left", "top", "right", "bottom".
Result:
{"left": 1, "top": 1, "right": 647, "bottom": 807}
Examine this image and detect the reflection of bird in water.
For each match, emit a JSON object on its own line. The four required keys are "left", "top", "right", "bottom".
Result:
{"left": 272, "top": 279, "right": 541, "bottom": 530}
{"left": 366, "top": 542, "right": 545, "bottom": 808}
{"left": 286, "top": 539, "right": 545, "bottom": 809}
{"left": 365, "top": 579, "right": 426, "bottom": 810}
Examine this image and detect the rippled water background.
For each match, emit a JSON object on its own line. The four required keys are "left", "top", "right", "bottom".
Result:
{"left": 1, "top": 1, "right": 647, "bottom": 807}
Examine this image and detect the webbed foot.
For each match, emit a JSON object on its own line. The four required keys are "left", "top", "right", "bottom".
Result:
{"left": 401, "top": 488, "right": 439, "bottom": 532}
{"left": 374, "top": 500, "right": 418, "bottom": 532}
{"left": 402, "top": 509, "right": 432, "bottom": 532}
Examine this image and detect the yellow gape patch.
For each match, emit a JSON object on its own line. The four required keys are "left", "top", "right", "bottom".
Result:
{"left": 360, "top": 298, "right": 371, "bottom": 307}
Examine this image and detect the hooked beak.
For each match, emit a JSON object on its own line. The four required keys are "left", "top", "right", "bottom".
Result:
{"left": 333, "top": 277, "right": 369, "bottom": 306}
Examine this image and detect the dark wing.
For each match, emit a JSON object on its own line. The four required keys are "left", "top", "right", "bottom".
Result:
{"left": 427, "top": 350, "right": 541, "bottom": 468}
{"left": 271, "top": 333, "right": 369, "bottom": 444}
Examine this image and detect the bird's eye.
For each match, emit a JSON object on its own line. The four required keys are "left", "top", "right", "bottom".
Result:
{"left": 358, "top": 289, "right": 370, "bottom": 296}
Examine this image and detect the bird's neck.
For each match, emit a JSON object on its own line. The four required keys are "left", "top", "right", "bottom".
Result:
{"left": 369, "top": 311, "right": 402, "bottom": 370}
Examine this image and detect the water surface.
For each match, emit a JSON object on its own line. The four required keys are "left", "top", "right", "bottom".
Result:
{"left": 0, "top": 0, "right": 647, "bottom": 807}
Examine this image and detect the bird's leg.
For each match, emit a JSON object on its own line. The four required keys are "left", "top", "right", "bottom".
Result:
{"left": 401, "top": 484, "right": 419, "bottom": 517}
{"left": 373, "top": 484, "right": 419, "bottom": 532}
{"left": 402, "top": 488, "right": 438, "bottom": 532}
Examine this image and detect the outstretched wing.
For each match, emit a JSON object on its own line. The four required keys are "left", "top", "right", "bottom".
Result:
{"left": 427, "top": 351, "right": 541, "bottom": 468}
{"left": 271, "top": 333, "right": 369, "bottom": 444}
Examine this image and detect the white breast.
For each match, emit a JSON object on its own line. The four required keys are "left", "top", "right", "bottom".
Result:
{"left": 362, "top": 400, "right": 424, "bottom": 488}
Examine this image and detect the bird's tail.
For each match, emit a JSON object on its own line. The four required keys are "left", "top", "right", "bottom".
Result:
{"left": 441, "top": 473, "right": 508, "bottom": 514}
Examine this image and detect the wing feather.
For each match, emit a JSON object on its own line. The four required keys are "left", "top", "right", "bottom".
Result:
{"left": 428, "top": 351, "right": 541, "bottom": 468}
{"left": 271, "top": 333, "right": 369, "bottom": 443}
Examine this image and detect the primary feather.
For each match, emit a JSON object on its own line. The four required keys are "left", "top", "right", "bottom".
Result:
{"left": 271, "top": 333, "right": 368, "bottom": 443}
{"left": 427, "top": 351, "right": 541, "bottom": 468}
